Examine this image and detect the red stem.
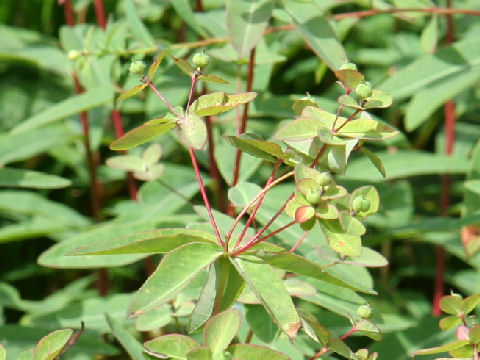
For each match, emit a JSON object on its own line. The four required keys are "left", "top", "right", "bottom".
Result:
{"left": 433, "top": 0, "right": 456, "bottom": 317}
{"left": 93, "top": 0, "right": 106, "bottom": 29}
{"left": 290, "top": 231, "right": 310, "bottom": 252}
{"left": 255, "top": 220, "right": 296, "bottom": 244}
{"left": 232, "top": 48, "right": 256, "bottom": 186}
{"left": 62, "top": 0, "right": 74, "bottom": 26}
{"left": 235, "top": 160, "right": 282, "bottom": 247}
{"left": 205, "top": 114, "right": 226, "bottom": 212}
{"left": 189, "top": 148, "right": 224, "bottom": 248}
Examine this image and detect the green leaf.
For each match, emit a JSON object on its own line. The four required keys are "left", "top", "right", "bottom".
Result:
{"left": 226, "top": 0, "right": 274, "bottom": 58}
{"left": 171, "top": 0, "right": 208, "bottom": 38}
{"left": 351, "top": 186, "right": 379, "bottom": 218}
{"left": 213, "top": 257, "right": 246, "bottom": 313}
{"left": 283, "top": 0, "right": 346, "bottom": 70}
{"left": 420, "top": 15, "right": 438, "bottom": 54}
{"left": 186, "top": 346, "right": 212, "bottom": 360}
{"left": 189, "top": 92, "right": 257, "bottom": 117}
{"left": 230, "top": 256, "right": 301, "bottom": 340}
{"left": 128, "top": 242, "right": 222, "bottom": 317}
{"left": 318, "top": 126, "right": 349, "bottom": 145}
{"left": 320, "top": 219, "right": 362, "bottom": 257}
{"left": 197, "top": 74, "right": 230, "bottom": 85}
{"left": 135, "top": 304, "right": 171, "bottom": 332}
{"left": 227, "top": 344, "right": 290, "bottom": 360}
{"left": 440, "top": 294, "right": 463, "bottom": 315}
{"left": 110, "top": 118, "right": 176, "bottom": 151}
{"left": 176, "top": 114, "right": 207, "bottom": 150}
{"left": 148, "top": 50, "right": 169, "bottom": 80}
{"left": 360, "top": 147, "right": 386, "bottom": 178}
{"left": 439, "top": 315, "right": 462, "bottom": 330}
{"left": 171, "top": 55, "right": 195, "bottom": 76}
{"left": 203, "top": 309, "right": 240, "bottom": 354}
{"left": 334, "top": 70, "right": 365, "bottom": 91}
{"left": 105, "top": 313, "right": 144, "bottom": 360}
{"left": 364, "top": 90, "right": 393, "bottom": 109}
{"left": 470, "top": 325, "right": 480, "bottom": 344}
{"left": 116, "top": 83, "right": 147, "bottom": 103}
{"left": 254, "top": 251, "right": 371, "bottom": 293}
{"left": 0, "top": 168, "right": 71, "bottom": 189}
{"left": 11, "top": 86, "right": 114, "bottom": 134}
{"left": 123, "top": 0, "right": 155, "bottom": 47}
{"left": 411, "top": 340, "right": 470, "bottom": 356}
{"left": 245, "top": 305, "right": 279, "bottom": 343}
{"left": 355, "top": 319, "right": 382, "bottom": 341}
{"left": 16, "top": 349, "right": 34, "bottom": 360}
{"left": 72, "top": 228, "right": 216, "bottom": 256}
{"left": 340, "top": 212, "right": 366, "bottom": 236}
{"left": 0, "top": 126, "right": 73, "bottom": 166}
{"left": 297, "top": 308, "right": 330, "bottom": 346}
{"left": 460, "top": 294, "right": 480, "bottom": 314}
{"left": 224, "top": 134, "right": 284, "bottom": 162}
{"left": 33, "top": 329, "right": 73, "bottom": 360}
{"left": 405, "top": 65, "right": 480, "bottom": 131}
{"left": 327, "top": 338, "right": 354, "bottom": 359}
{"left": 106, "top": 155, "right": 145, "bottom": 173}
{"left": 144, "top": 334, "right": 199, "bottom": 360}
{"left": 188, "top": 265, "right": 217, "bottom": 334}
{"left": 274, "top": 118, "right": 322, "bottom": 141}
{"left": 344, "top": 151, "right": 470, "bottom": 181}
{"left": 0, "top": 345, "right": 5, "bottom": 360}
{"left": 464, "top": 180, "right": 480, "bottom": 195}
{"left": 336, "top": 118, "right": 399, "bottom": 140}
{"left": 338, "top": 94, "right": 362, "bottom": 110}
{"left": 379, "top": 37, "right": 480, "bottom": 100}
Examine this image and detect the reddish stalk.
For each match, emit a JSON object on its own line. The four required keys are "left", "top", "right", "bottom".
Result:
{"left": 433, "top": 0, "right": 456, "bottom": 316}
{"left": 232, "top": 48, "right": 256, "bottom": 187}
{"left": 309, "top": 327, "right": 358, "bottom": 360}
{"left": 235, "top": 159, "right": 282, "bottom": 248}
{"left": 189, "top": 148, "right": 224, "bottom": 248}
{"left": 232, "top": 192, "right": 295, "bottom": 257}
{"left": 255, "top": 220, "right": 296, "bottom": 244}
{"left": 93, "top": 0, "right": 106, "bottom": 29}
{"left": 290, "top": 231, "right": 310, "bottom": 253}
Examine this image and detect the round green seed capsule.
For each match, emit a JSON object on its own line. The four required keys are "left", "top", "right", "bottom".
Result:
{"left": 355, "top": 81, "right": 373, "bottom": 98}
{"left": 352, "top": 196, "right": 370, "bottom": 213}
{"left": 340, "top": 62, "right": 358, "bottom": 71}
{"left": 357, "top": 304, "right": 373, "bottom": 319}
{"left": 129, "top": 60, "right": 146, "bottom": 76}
{"left": 306, "top": 190, "right": 322, "bottom": 205}
{"left": 192, "top": 52, "right": 210, "bottom": 69}
{"left": 316, "top": 172, "right": 333, "bottom": 187}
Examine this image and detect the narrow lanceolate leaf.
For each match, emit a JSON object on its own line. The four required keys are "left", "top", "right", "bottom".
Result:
{"left": 411, "top": 340, "right": 470, "bottom": 356}
{"left": 110, "top": 119, "right": 176, "bottom": 151}
{"left": 197, "top": 74, "right": 229, "bottom": 85}
{"left": 283, "top": 0, "right": 346, "bottom": 70}
{"left": 128, "top": 242, "right": 222, "bottom": 317}
{"left": 203, "top": 309, "right": 241, "bottom": 354}
{"left": 231, "top": 256, "right": 301, "bottom": 340}
{"left": 72, "top": 228, "right": 216, "bottom": 256}
{"left": 336, "top": 118, "right": 399, "bottom": 140}
{"left": 123, "top": 0, "right": 155, "bottom": 47}
{"left": 274, "top": 119, "right": 323, "bottom": 141}
{"left": 144, "top": 334, "right": 199, "bottom": 360}
{"left": 0, "top": 168, "right": 71, "bottom": 189}
{"left": 33, "top": 329, "right": 73, "bottom": 360}
{"left": 189, "top": 92, "right": 257, "bottom": 117}
{"left": 148, "top": 50, "right": 169, "bottom": 80}
{"left": 171, "top": 55, "right": 195, "bottom": 76}
{"left": 360, "top": 147, "right": 386, "bottom": 178}
{"left": 224, "top": 134, "right": 285, "bottom": 162}
{"left": 105, "top": 314, "right": 144, "bottom": 360}
{"left": 188, "top": 265, "right": 217, "bottom": 333}
{"left": 226, "top": 0, "right": 274, "bottom": 58}
{"left": 116, "top": 84, "right": 147, "bottom": 103}
{"left": 11, "top": 86, "right": 114, "bottom": 134}
{"left": 255, "top": 251, "right": 371, "bottom": 293}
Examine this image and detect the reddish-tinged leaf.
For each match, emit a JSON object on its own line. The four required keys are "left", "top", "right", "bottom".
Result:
{"left": 116, "top": 83, "right": 147, "bottom": 103}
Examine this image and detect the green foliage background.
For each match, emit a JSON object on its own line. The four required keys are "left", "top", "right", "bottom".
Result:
{"left": 0, "top": 0, "right": 480, "bottom": 359}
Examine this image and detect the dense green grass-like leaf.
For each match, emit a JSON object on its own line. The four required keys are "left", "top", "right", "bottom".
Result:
{"left": 128, "top": 242, "right": 222, "bottom": 317}
{"left": 231, "top": 256, "right": 301, "bottom": 340}
{"left": 105, "top": 314, "right": 144, "bottom": 360}
{"left": 11, "top": 86, "right": 114, "bottom": 134}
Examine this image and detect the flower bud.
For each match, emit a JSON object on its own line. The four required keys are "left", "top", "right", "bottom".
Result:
{"left": 357, "top": 304, "right": 373, "bottom": 319}
{"left": 192, "top": 52, "right": 210, "bottom": 69}
{"left": 356, "top": 81, "right": 373, "bottom": 98}
{"left": 129, "top": 60, "right": 146, "bottom": 76}
{"left": 340, "top": 62, "right": 358, "bottom": 71}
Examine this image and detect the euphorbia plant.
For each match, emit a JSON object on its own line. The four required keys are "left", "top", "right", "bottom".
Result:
{"left": 70, "top": 49, "right": 397, "bottom": 360}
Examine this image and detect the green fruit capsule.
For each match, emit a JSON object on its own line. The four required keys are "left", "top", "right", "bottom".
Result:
{"left": 67, "top": 50, "right": 81, "bottom": 60}
{"left": 129, "top": 60, "right": 146, "bottom": 76}
{"left": 356, "top": 81, "right": 373, "bottom": 98}
{"left": 352, "top": 196, "right": 370, "bottom": 213}
{"left": 340, "top": 62, "right": 358, "bottom": 71}
{"left": 192, "top": 52, "right": 210, "bottom": 69}
{"left": 316, "top": 172, "right": 333, "bottom": 187}
{"left": 357, "top": 304, "right": 373, "bottom": 319}
{"left": 306, "top": 190, "right": 322, "bottom": 205}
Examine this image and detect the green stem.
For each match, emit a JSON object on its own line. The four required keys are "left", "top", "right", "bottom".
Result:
{"left": 212, "top": 258, "right": 230, "bottom": 315}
